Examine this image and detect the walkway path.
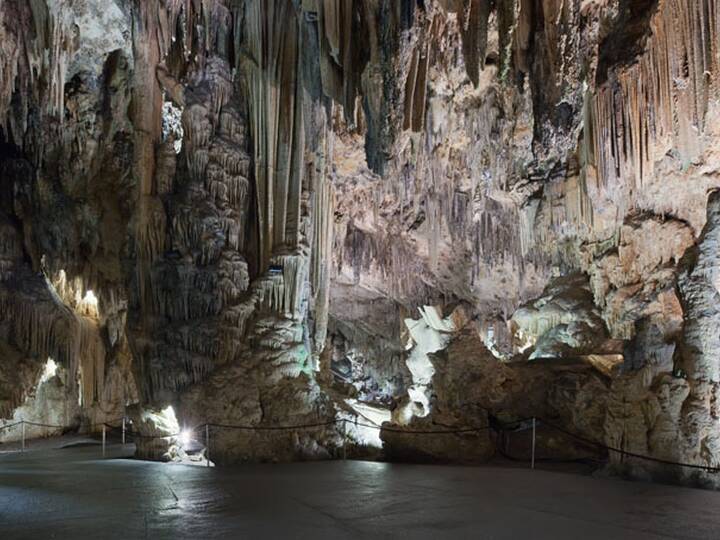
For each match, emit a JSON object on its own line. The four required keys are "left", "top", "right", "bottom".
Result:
{"left": 0, "top": 441, "right": 718, "bottom": 539}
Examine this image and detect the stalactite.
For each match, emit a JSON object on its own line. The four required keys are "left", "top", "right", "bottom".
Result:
{"left": 76, "top": 317, "right": 106, "bottom": 407}
{"left": 403, "top": 17, "right": 434, "bottom": 132}
{"left": 458, "top": 0, "right": 492, "bottom": 87}
{"left": 518, "top": 199, "right": 538, "bottom": 258}
{"left": 311, "top": 179, "right": 335, "bottom": 353}
{"left": 131, "top": 0, "right": 166, "bottom": 318}
{"left": 0, "top": 220, "right": 23, "bottom": 278}
{"left": 257, "top": 249, "right": 310, "bottom": 318}
{"left": 315, "top": 0, "right": 363, "bottom": 123}
{"left": 472, "top": 196, "right": 524, "bottom": 267}
{"left": 242, "top": 0, "right": 305, "bottom": 273}
{"left": 0, "top": 0, "right": 76, "bottom": 137}
{"left": 589, "top": 0, "right": 720, "bottom": 191}
{"left": 0, "top": 279, "right": 106, "bottom": 409}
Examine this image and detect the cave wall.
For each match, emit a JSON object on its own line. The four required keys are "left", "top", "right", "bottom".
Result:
{"left": 325, "top": 0, "right": 720, "bottom": 483}
{"left": 1, "top": 0, "right": 720, "bottom": 483}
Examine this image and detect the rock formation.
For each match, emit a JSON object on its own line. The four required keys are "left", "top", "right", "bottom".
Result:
{"left": 2, "top": 0, "right": 720, "bottom": 487}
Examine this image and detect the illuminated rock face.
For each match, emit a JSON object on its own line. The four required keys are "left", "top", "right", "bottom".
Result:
{"left": 2, "top": 0, "right": 720, "bottom": 483}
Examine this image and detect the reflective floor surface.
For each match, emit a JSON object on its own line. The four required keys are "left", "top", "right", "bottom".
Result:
{"left": 1, "top": 441, "right": 719, "bottom": 539}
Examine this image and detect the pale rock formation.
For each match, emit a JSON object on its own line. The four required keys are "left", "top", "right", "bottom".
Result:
{"left": 510, "top": 273, "right": 609, "bottom": 358}
{"left": 394, "top": 305, "right": 465, "bottom": 422}
{"left": 382, "top": 325, "right": 609, "bottom": 462}
{"left": 0, "top": 359, "right": 80, "bottom": 444}
{"left": 129, "top": 404, "right": 181, "bottom": 461}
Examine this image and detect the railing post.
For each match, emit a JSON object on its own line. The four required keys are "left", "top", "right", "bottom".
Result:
{"left": 342, "top": 419, "right": 347, "bottom": 461}
{"left": 205, "top": 424, "right": 210, "bottom": 467}
{"left": 102, "top": 424, "right": 106, "bottom": 457}
{"left": 21, "top": 420, "right": 25, "bottom": 453}
{"left": 531, "top": 417, "right": 536, "bottom": 470}
{"left": 122, "top": 417, "right": 126, "bottom": 446}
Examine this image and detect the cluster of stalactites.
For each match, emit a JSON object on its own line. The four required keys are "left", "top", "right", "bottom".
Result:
{"left": 257, "top": 249, "right": 311, "bottom": 318}
{"left": 0, "top": 0, "right": 76, "bottom": 144}
{"left": 131, "top": 64, "right": 254, "bottom": 399}
{"left": 311, "top": 0, "right": 365, "bottom": 125}
{"left": 0, "top": 220, "right": 23, "bottom": 279}
{"left": 439, "top": 0, "right": 493, "bottom": 87}
{"left": 1, "top": 206, "right": 108, "bottom": 410}
{"left": 131, "top": 0, "right": 237, "bottom": 310}
{"left": 340, "top": 221, "right": 434, "bottom": 304}
{"left": 588, "top": 0, "right": 720, "bottom": 192}
{"left": 241, "top": 0, "right": 306, "bottom": 273}
{"left": 0, "top": 288, "right": 106, "bottom": 408}
{"left": 128, "top": 0, "right": 328, "bottom": 400}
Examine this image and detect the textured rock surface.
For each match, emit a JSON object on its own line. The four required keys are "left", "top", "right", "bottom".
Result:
{"left": 1, "top": 0, "right": 720, "bottom": 487}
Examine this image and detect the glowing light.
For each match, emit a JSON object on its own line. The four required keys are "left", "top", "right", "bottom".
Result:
{"left": 159, "top": 406, "right": 180, "bottom": 434}
{"left": 343, "top": 399, "right": 391, "bottom": 449}
{"left": 83, "top": 290, "right": 98, "bottom": 307}
{"left": 178, "top": 429, "right": 192, "bottom": 447}
{"left": 141, "top": 406, "right": 181, "bottom": 436}
{"left": 39, "top": 358, "right": 58, "bottom": 383}
{"left": 78, "top": 289, "right": 99, "bottom": 318}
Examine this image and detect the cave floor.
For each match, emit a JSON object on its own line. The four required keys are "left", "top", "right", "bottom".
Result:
{"left": 0, "top": 441, "right": 718, "bottom": 539}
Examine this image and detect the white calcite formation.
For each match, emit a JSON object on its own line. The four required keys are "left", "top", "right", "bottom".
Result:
{"left": 0, "top": 358, "right": 79, "bottom": 444}
{"left": 1, "top": 0, "right": 720, "bottom": 488}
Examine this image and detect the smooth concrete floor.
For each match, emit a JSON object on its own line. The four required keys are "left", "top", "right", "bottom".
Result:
{"left": 1, "top": 441, "right": 720, "bottom": 539}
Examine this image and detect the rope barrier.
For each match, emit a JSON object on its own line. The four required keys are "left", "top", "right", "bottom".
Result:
{"left": 103, "top": 424, "right": 170, "bottom": 440}
{"left": 350, "top": 415, "right": 720, "bottom": 472}
{"left": 210, "top": 418, "right": 493, "bottom": 434}
{"left": 0, "top": 421, "right": 21, "bottom": 432}
{"left": 535, "top": 417, "right": 720, "bottom": 473}
{"left": 104, "top": 422, "right": 208, "bottom": 440}
{"left": 351, "top": 419, "right": 492, "bottom": 434}
{"left": 22, "top": 421, "right": 69, "bottom": 429}
{"left": 2, "top": 418, "right": 127, "bottom": 431}
{"left": 491, "top": 423, "right": 600, "bottom": 465}
{"left": 4, "top": 413, "right": 720, "bottom": 473}
{"left": 208, "top": 419, "right": 339, "bottom": 431}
